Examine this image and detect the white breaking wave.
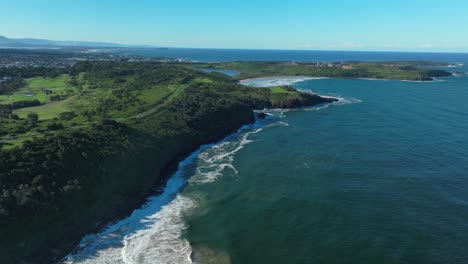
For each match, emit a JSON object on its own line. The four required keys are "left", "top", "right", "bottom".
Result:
{"left": 334, "top": 96, "right": 363, "bottom": 105}
{"left": 190, "top": 128, "right": 262, "bottom": 184}
{"left": 239, "top": 76, "right": 328, "bottom": 87}
{"left": 301, "top": 96, "right": 362, "bottom": 111}
{"left": 189, "top": 117, "right": 288, "bottom": 185}
{"left": 447, "top": 63, "right": 464, "bottom": 68}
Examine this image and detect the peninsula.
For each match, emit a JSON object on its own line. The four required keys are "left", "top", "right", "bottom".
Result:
{"left": 188, "top": 61, "right": 453, "bottom": 81}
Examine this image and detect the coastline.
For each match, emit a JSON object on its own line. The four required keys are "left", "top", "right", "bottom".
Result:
{"left": 1, "top": 57, "right": 339, "bottom": 263}
{"left": 63, "top": 117, "right": 274, "bottom": 263}
{"left": 19, "top": 123, "right": 254, "bottom": 264}
{"left": 22, "top": 115, "right": 257, "bottom": 264}
{"left": 21, "top": 89, "right": 335, "bottom": 264}
{"left": 56, "top": 91, "right": 337, "bottom": 262}
{"left": 62, "top": 94, "right": 342, "bottom": 263}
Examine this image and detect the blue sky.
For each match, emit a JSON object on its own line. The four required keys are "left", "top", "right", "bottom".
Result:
{"left": 1, "top": 0, "right": 468, "bottom": 52}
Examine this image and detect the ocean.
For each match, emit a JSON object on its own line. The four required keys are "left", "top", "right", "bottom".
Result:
{"left": 123, "top": 48, "right": 468, "bottom": 63}
{"left": 64, "top": 50, "right": 468, "bottom": 264}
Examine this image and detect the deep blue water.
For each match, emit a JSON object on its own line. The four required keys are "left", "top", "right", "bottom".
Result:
{"left": 181, "top": 55, "right": 468, "bottom": 263}
{"left": 125, "top": 48, "right": 468, "bottom": 63}
{"left": 66, "top": 51, "right": 468, "bottom": 264}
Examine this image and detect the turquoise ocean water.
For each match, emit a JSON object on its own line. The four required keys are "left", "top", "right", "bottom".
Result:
{"left": 65, "top": 52, "right": 468, "bottom": 264}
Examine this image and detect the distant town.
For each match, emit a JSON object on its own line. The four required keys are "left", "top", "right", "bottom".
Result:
{"left": 0, "top": 47, "right": 364, "bottom": 70}
{"left": 0, "top": 48, "right": 191, "bottom": 69}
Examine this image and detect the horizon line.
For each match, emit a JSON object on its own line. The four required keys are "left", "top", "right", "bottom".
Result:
{"left": 2, "top": 45, "right": 468, "bottom": 55}
{"left": 0, "top": 35, "right": 468, "bottom": 54}
{"left": 2, "top": 35, "right": 468, "bottom": 54}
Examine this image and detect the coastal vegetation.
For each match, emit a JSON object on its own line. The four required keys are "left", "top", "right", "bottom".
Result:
{"left": 0, "top": 61, "right": 335, "bottom": 263}
{"left": 189, "top": 61, "right": 452, "bottom": 81}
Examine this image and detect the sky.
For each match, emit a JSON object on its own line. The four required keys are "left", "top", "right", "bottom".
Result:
{"left": 1, "top": 0, "right": 468, "bottom": 52}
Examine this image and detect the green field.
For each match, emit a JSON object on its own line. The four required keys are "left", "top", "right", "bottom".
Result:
{"left": 0, "top": 64, "right": 229, "bottom": 149}
{"left": 270, "top": 86, "right": 297, "bottom": 94}
{"left": 0, "top": 74, "right": 73, "bottom": 105}
{"left": 3, "top": 72, "right": 180, "bottom": 124}
{"left": 14, "top": 95, "right": 75, "bottom": 120}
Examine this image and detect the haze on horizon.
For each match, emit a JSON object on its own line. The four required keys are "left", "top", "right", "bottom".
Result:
{"left": 1, "top": 0, "right": 468, "bottom": 53}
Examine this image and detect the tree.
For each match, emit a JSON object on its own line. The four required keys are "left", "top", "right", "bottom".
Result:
{"left": 59, "top": 112, "right": 77, "bottom": 121}
{"left": 27, "top": 113, "right": 39, "bottom": 124}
